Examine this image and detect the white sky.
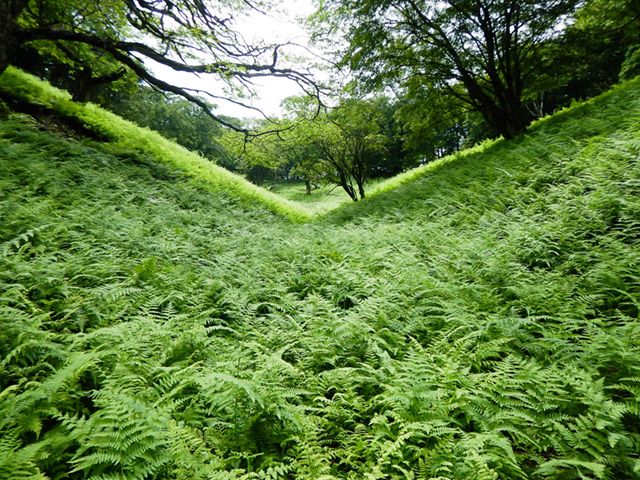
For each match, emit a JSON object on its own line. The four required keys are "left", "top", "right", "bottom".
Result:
{"left": 151, "top": 0, "right": 322, "bottom": 121}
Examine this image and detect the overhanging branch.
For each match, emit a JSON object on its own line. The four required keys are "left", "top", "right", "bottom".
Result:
{"left": 17, "top": 26, "right": 324, "bottom": 137}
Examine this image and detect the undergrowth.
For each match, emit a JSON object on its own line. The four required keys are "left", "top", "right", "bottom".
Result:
{"left": 0, "top": 67, "right": 311, "bottom": 223}
{"left": 0, "top": 74, "right": 639, "bottom": 479}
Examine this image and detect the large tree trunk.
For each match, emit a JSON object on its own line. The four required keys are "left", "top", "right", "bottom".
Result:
{"left": 497, "top": 90, "right": 529, "bottom": 139}
{"left": 0, "top": 0, "right": 28, "bottom": 74}
{"left": 342, "top": 183, "right": 358, "bottom": 202}
{"left": 71, "top": 66, "right": 127, "bottom": 102}
{"left": 339, "top": 176, "right": 358, "bottom": 201}
{"left": 461, "top": 72, "right": 528, "bottom": 140}
{"left": 305, "top": 179, "right": 312, "bottom": 195}
{"left": 476, "top": 97, "right": 527, "bottom": 140}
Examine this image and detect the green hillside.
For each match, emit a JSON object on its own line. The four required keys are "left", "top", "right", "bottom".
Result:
{"left": 1, "top": 70, "right": 639, "bottom": 480}
{"left": 0, "top": 67, "right": 312, "bottom": 223}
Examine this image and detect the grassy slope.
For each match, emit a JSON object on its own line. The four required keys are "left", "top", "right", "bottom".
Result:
{"left": 0, "top": 67, "right": 312, "bottom": 223}
{"left": 331, "top": 79, "right": 640, "bottom": 222}
{"left": 0, "top": 74, "right": 639, "bottom": 479}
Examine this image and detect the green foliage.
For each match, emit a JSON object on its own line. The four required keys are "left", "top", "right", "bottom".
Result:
{"left": 103, "top": 86, "right": 228, "bottom": 161}
{"left": 222, "top": 96, "right": 430, "bottom": 198}
{"left": 302, "top": 99, "right": 389, "bottom": 201}
{"left": 12, "top": 0, "right": 135, "bottom": 101}
{"left": 527, "top": 0, "right": 640, "bottom": 113}
{"left": 5, "top": 0, "right": 320, "bottom": 135}
{"left": 395, "top": 81, "right": 488, "bottom": 159}
{"left": 620, "top": 45, "right": 640, "bottom": 82}
{"left": 0, "top": 67, "right": 311, "bottom": 222}
{"left": 220, "top": 124, "right": 290, "bottom": 184}
{"left": 313, "top": 0, "right": 582, "bottom": 138}
{"left": 0, "top": 71, "right": 640, "bottom": 479}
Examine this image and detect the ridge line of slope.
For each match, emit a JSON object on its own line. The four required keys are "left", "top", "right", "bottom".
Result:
{"left": 0, "top": 67, "right": 313, "bottom": 223}
{"left": 1, "top": 66, "right": 638, "bottom": 224}
{"left": 315, "top": 75, "right": 640, "bottom": 221}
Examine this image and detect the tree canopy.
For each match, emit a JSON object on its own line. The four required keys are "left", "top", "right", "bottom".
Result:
{"left": 2, "top": 0, "right": 320, "bottom": 134}
{"left": 2, "top": 0, "right": 638, "bottom": 185}
{"left": 314, "top": 0, "right": 583, "bottom": 139}
{"left": 223, "top": 97, "right": 407, "bottom": 201}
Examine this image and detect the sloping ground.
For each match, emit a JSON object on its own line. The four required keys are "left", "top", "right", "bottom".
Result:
{"left": 332, "top": 77, "right": 640, "bottom": 223}
{"left": 0, "top": 67, "right": 312, "bottom": 222}
{"left": 0, "top": 74, "right": 639, "bottom": 479}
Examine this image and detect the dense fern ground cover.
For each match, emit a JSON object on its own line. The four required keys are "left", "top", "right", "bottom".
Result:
{"left": 0, "top": 67, "right": 312, "bottom": 223}
{"left": 1, "top": 74, "right": 640, "bottom": 479}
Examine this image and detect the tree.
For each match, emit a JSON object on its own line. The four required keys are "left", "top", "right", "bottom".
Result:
{"left": 303, "top": 99, "right": 388, "bottom": 201}
{"left": 104, "top": 85, "right": 231, "bottom": 160}
{"left": 315, "top": 0, "right": 581, "bottom": 139}
{"left": 366, "top": 96, "right": 417, "bottom": 177}
{"left": 525, "top": 0, "right": 640, "bottom": 112}
{"left": 279, "top": 96, "right": 352, "bottom": 195}
{"left": 219, "top": 121, "right": 287, "bottom": 184}
{"left": 0, "top": 1, "right": 28, "bottom": 75}
{"left": 219, "top": 98, "right": 387, "bottom": 200}
{"left": 395, "top": 79, "right": 490, "bottom": 162}
{"left": 2, "top": 0, "right": 319, "bottom": 134}
{"left": 276, "top": 131, "right": 326, "bottom": 195}
{"left": 11, "top": 38, "right": 135, "bottom": 103}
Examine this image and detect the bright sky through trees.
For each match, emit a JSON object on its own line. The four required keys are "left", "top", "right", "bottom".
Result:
{"left": 152, "top": 0, "right": 318, "bottom": 119}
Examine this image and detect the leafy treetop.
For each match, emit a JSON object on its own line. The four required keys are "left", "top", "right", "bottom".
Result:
{"left": 313, "top": 0, "right": 582, "bottom": 139}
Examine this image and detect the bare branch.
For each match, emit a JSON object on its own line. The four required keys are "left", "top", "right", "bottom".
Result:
{"left": 11, "top": 0, "right": 324, "bottom": 136}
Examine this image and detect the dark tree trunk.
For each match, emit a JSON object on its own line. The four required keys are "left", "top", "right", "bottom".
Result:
{"left": 343, "top": 183, "right": 358, "bottom": 201}
{"left": 0, "top": 0, "right": 28, "bottom": 74}
{"left": 499, "top": 94, "right": 528, "bottom": 139}
{"left": 356, "top": 179, "right": 365, "bottom": 200}
{"left": 474, "top": 96, "right": 528, "bottom": 140}
{"left": 71, "top": 66, "right": 127, "bottom": 102}
{"left": 463, "top": 75, "right": 527, "bottom": 139}
{"left": 304, "top": 179, "right": 312, "bottom": 195}
{"left": 339, "top": 174, "right": 358, "bottom": 201}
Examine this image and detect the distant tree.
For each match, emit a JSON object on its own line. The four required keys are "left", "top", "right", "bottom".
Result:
{"left": 620, "top": 45, "right": 640, "bottom": 82}
{"left": 315, "top": 0, "right": 581, "bottom": 139}
{"left": 280, "top": 131, "right": 326, "bottom": 195}
{"left": 395, "top": 80, "right": 491, "bottom": 161}
{"left": 103, "top": 86, "right": 232, "bottom": 161}
{"left": 304, "top": 99, "right": 388, "bottom": 201}
{"left": 366, "top": 96, "right": 417, "bottom": 177}
{"left": 219, "top": 123, "right": 286, "bottom": 184}
{"left": 221, "top": 92, "right": 485, "bottom": 194}
{"left": 2, "top": 0, "right": 319, "bottom": 134}
{"left": 281, "top": 96, "right": 338, "bottom": 194}
{"left": 220, "top": 98, "right": 387, "bottom": 200}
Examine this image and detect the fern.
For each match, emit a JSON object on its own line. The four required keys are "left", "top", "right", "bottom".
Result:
{"left": 0, "top": 72, "right": 639, "bottom": 478}
{"left": 69, "top": 391, "right": 169, "bottom": 479}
